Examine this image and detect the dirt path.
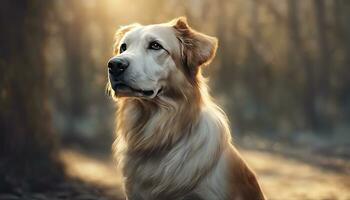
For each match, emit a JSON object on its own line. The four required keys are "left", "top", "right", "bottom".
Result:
{"left": 241, "top": 150, "right": 350, "bottom": 200}
{"left": 60, "top": 150, "right": 124, "bottom": 200}
{"left": 60, "top": 148, "right": 350, "bottom": 200}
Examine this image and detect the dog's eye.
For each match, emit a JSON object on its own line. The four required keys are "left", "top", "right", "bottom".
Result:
{"left": 120, "top": 43, "right": 127, "bottom": 53}
{"left": 149, "top": 41, "right": 163, "bottom": 50}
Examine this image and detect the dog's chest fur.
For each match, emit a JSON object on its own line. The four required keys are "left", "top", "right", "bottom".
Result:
{"left": 123, "top": 150, "right": 228, "bottom": 200}
{"left": 118, "top": 102, "right": 231, "bottom": 199}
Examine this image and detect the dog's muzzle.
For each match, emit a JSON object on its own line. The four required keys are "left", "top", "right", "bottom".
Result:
{"left": 107, "top": 58, "right": 160, "bottom": 98}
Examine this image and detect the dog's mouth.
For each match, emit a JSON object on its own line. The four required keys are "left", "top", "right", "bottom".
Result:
{"left": 112, "top": 82, "right": 162, "bottom": 98}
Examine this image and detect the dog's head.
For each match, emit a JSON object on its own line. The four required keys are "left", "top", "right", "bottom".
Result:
{"left": 107, "top": 17, "right": 217, "bottom": 100}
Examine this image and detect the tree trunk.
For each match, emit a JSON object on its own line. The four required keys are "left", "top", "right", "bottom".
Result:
{"left": 287, "top": 0, "right": 318, "bottom": 130}
{"left": 314, "top": 0, "right": 331, "bottom": 92}
{"left": 313, "top": 0, "right": 332, "bottom": 131}
{"left": 0, "top": 0, "right": 62, "bottom": 189}
{"left": 333, "top": 0, "right": 350, "bottom": 107}
{"left": 216, "top": 0, "right": 233, "bottom": 89}
{"left": 59, "top": 1, "right": 89, "bottom": 136}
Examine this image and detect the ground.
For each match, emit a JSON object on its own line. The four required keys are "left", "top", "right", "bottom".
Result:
{"left": 58, "top": 147, "right": 350, "bottom": 200}
{"left": 242, "top": 150, "right": 350, "bottom": 200}
{"left": 1, "top": 145, "right": 348, "bottom": 200}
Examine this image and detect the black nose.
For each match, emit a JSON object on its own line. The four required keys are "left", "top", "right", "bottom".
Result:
{"left": 108, "top": 58, "right": 129, "bottom": 76}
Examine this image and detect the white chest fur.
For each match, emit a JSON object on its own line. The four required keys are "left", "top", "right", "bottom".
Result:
{"left": 120, "top": 106, "right": 231, "bottom": 199}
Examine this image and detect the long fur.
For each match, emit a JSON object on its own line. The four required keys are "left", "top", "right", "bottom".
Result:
{"left": 110, "top": 17, "right": 265, "bottom": 200}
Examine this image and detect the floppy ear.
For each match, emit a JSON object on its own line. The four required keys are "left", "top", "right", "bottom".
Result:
{"left": 170, "top": 17, "right": 218, "bottom": 77}
{"left": 113, "top": 23, "right": 140, "bottom": 54}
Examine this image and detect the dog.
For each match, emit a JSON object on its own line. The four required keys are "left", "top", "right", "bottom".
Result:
{"left": 106, "top": 17, "right": 265, "bottom": 200}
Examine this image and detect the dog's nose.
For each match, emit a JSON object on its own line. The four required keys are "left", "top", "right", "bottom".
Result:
{"left": 108, "top": 58, "right": 129, "bottom": 76}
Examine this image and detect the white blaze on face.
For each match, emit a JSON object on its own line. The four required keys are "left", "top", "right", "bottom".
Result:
{"left": 115, "top": 24, "right": 181, "bottom": 97}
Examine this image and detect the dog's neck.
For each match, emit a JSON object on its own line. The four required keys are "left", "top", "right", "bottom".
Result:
{"left": 116, "top": 83, "right": 203, "bottom": 153}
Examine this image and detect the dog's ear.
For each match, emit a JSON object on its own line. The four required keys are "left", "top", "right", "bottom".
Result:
{"left": 113, "top": 23, "right": 140, "bottom": 54}
{"left": 170, "top": 17, "right": 218, "bottom": 77}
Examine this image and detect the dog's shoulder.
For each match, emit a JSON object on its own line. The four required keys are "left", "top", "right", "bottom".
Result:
{"left": 199, "top": 105, "right": 266, "bottom": 199}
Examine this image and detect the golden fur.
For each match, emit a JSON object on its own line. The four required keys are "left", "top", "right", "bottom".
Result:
{"left": 107, "top": 17, "right": 265, "bottom": 200}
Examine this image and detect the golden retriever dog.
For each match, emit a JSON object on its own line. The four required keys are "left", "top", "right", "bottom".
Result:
{"left": 106, "top": 17, "right": 265, "bottom": 200}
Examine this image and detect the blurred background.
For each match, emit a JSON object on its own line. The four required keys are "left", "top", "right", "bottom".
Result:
{"left": 1, "top": 0, "right": 350, "bottom": 199}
